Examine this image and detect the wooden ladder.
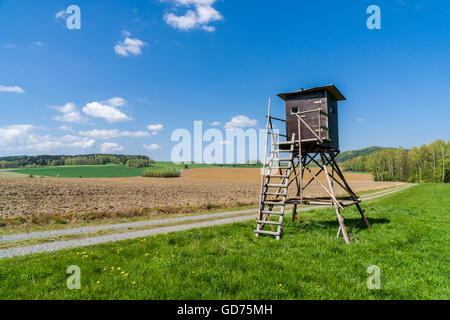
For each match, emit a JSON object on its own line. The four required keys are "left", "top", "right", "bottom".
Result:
{"left": 255, "top": 139, "right": 295, "bottom": 240}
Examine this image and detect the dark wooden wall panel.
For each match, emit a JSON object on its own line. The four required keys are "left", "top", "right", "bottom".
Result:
{"left": 283, "top": 89, "right": 339, "bottom": 150}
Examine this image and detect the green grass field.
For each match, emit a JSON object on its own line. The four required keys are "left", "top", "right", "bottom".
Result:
{"left": 4, "top": 162, "right": 265, "bottom": 178}
{"left": 9, "top": 162, "right": 183, "bottom": 178}
{"left": 12, "top": 164, "right": 143, "bottom": 178}
{"left": 0, "top": 184, "right": 448, "bottom": 299}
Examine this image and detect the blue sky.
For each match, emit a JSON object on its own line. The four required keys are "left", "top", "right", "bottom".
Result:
{"left": 0, "top": 0, "right": 449, "bottom": 161}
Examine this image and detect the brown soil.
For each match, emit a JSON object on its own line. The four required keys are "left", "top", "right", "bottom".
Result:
{"left": 0, "top": 168, "right": 405, "bottom": 219}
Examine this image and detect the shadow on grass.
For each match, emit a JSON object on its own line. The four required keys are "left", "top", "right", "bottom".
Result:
{"left": 284, "top": 217, "right": 390, "bottom": 233}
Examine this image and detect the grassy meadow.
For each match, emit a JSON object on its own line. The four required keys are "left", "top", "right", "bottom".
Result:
{"left": 9, "top": 162, "right": 181, "bottom": 178}
{"left": 0, "top": 184, "right": 448, "bottom": 299}
{"left": 3, "top": 161, "right": 266, "bottom": 178}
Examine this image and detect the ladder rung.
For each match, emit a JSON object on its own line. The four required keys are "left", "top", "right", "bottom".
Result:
{"left": 267, "top": 175, "right": 289, "bottom": 178}
{"left": 265, "top": 192, "right": 287, "bottom": 196}
{"left": 261, "top": 210, "right": 284, "bottom": 215}
{"left": 254, "top": 229, "right": 280, "bottom": 236}
{"left": 271, "top": 149, "right": 290, "bottom": 153}
{"left": 263, "top": 201, "right": 285, "bottom": 205}
{"left": 270, "top": 167, "right": 290, "bottom": 170}
{"left": 273, "top": 158, "right": 291, "bottom": 161}
{"left": 256, "top": 220, "right": 282, "bottom": 226}
{"left": 265, "top": 184, "right": 288, "bottom": 188}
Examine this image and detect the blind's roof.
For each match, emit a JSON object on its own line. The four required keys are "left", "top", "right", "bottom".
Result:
{"left": 277, "top": 84, "right": 346, "bottom": 101}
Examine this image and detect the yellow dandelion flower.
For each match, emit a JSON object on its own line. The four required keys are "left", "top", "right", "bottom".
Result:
{"left": 84, "top": 255, "right": 88, "bottom": 258}
{"left": 279, "top": 284, "right": 283, "bottom": 287}
{"left": 117, "top": 267, "right": 121, "bottom": 270}
{"left": 76, "top": 252, "right": 80, "bottom": 255}
{"left": 82, "top": 252, "right": 86, "bottom": 254}
{"left": 96, "top": 281, "right": 100, "bottom": 284}
{"left": 111, "top": 267, "right": 115, "bottom": 271}
{"left": 103, "top": 268, "right": 107, "bottom": 271}
{"left": 145, "top": 253, "right": 149, "bottom": 256}
{"left": 171, "top": 255, "right": 175, "bottom": 259}
{"left": 317, "top": 285, "right": 320, "bottom": 288}
{"left": 131, "top": 281, "right": 136, "bottom": 285}
{"left": 192, "top": 271, "right": 195, "bottom": 274}
{"left": 121, "top": 271, "right": 125, "bottom": 274}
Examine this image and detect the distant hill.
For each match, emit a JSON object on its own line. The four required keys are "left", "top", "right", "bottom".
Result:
{"left": 335, "top": 147, "right": 393, "bottom": 163}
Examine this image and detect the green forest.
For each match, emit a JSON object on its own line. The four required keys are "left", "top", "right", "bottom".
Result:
{"left": 0, "top": 154, "right": 153, "bottom": 169}
{"left": 340, "top": 140, "right": 449, "bottom": 183}
{"left": 335, "top": 146, "right": 391, "bottom": 162}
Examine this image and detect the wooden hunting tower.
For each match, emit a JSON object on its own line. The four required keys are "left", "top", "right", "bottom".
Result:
{"left": 254, "top": 84, "right": 371, "bottom": 243}
{"left": 278, "top": 84, "right": 345, "bottom": 151}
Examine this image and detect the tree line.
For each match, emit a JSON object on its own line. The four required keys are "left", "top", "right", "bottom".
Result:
{"left": 340, "top": 140, "right": 449, "bottom": 183}
{"left": 0, "top": 154, "right": 154, "bottom": 169}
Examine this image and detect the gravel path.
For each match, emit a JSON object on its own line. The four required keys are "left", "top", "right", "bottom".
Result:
{"left": 0, "top": 184, "right": 414, "bottom": 259}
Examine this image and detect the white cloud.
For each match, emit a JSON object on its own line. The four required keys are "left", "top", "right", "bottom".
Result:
{"left": 143, "top": 144, "right": 162, "bottom": 150}
{"left": 356, "top": 118, "right": 365, "bottom": 122}
{"left": 104, "top": 97, "right": 127, "bottom": 107}
{"left": 79, "top": 129, "right": 150, "bottom": 140}
{"left": 82, "top": 101, "right": 132, "bottom": 123}
{"left": 73, "top": 139, "right": 95, "bottom": 149}
{"left": 4, "top": 43, "right": 16, "bottom": 49}
{"left": 0, "top": 85, "right": 25, "bottom": 93}
{"left": 224, "top": 115, "right": 258, "bottom": 129}
{"left": 59, "top": 135, "right": 81, "bottom": 142}
{"left": 114, "top": 37, "right": 146, "bottom": 57}
{"left": 99, "top": 142, "right": 124, "bottom": 153}
{"left": 122, "top": 30, "right": 131, "bottom": 37}
{"left": 31, "top": 42, "right": 45, "bottom": 47}
{"left": 51, "top": 103, "right": 87, "bottom": 123}
{"left": 163, "top": 0, "right": 223, "bottom": 32}
{"left": 0, "top": 125, "right": 34, "bottom": 147}
{"left": 59, "top": 126, "right": 73, "bottom": 131}
{"left": 53, "top": 102, "right": 76, "bottom": 113}
{"left": 0, "top": 124, "right": 96, "bottom": 152}
{"left": 146, "top": 124, "right": 164, "bottom": 135}
{"left": 210, "top": 121, "right": 221, "bottom": 126}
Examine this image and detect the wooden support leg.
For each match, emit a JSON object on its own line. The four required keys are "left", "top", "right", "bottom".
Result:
{"left": 356, "top": 203, "right": 371, "bottom": 229}
{"left": 291, "top": 204, "right": 297, "bottom": 222}
{"left": 335, "top": 208, "right": 350, "bottom": 244}
{"left": 321, "top": 153, "right": 350, "bottom": 244}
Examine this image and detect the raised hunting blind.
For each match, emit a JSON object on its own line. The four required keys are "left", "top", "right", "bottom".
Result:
{"left": 254, "top": 84, "right": 371, "bottom": 243}
{"left": 279, "top": 85, "right": 344, "bottom": 150}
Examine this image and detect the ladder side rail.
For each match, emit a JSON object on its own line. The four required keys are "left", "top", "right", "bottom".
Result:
{"left": 257, "top": 98, "right": 272, "bottom": 233}
{"left": 297, "top": 116, "right": 303, "bottom": 205}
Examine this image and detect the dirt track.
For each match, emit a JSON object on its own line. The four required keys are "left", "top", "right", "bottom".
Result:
{"left": 0, "top": 168, "right": 405, "bottom": 218}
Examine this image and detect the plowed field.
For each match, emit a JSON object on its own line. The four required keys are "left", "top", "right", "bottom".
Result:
{"left": 0, "top": 168, "right": 405, "bottom": 218}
